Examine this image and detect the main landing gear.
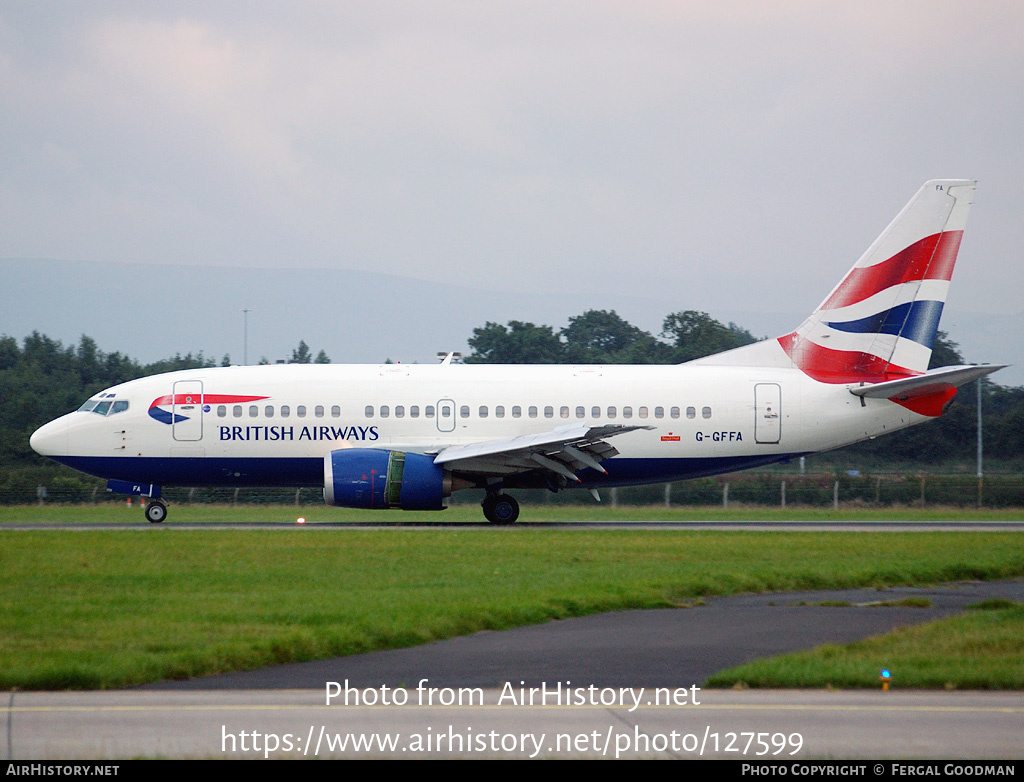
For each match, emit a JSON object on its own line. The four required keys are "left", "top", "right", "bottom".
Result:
{"left": 144, "top": 499, "right": 168, "bottom": 524}
{"left": 481, "top": 493, "right": 519, "bottom": 524}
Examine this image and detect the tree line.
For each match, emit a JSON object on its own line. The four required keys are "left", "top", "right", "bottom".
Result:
{"left": 466, "top": 309, "right": 756, "bottom": 364}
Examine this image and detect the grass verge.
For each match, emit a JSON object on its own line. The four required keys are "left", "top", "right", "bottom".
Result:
{"left": 1, "top": 518, "right": 1022, "bottom": 690}
{"left": 707, "top": 602, "right": 1024, "bottom": 689}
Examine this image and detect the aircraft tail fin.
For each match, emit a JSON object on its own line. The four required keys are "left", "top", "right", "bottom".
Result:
{"left": 778, "top": 179, "right": 976, "bottom": 383}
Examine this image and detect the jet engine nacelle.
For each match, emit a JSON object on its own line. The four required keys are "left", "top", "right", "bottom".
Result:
{"left": 323, "top": 449, "right": 449, "bottom": 510}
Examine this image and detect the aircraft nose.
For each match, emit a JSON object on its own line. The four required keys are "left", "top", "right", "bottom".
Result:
{"left": 30, "top": 417, "right": 69, "bottom": 456}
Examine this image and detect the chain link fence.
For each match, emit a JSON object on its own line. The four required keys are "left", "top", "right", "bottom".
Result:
{"left": 3, "top": 472, "right": 1020, "bottom": 508}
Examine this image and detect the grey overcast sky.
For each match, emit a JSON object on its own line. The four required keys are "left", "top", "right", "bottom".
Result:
{"left": 2, "top": 2, "right": 1022, "bottom": 366}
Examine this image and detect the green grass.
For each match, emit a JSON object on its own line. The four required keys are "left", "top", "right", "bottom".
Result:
{"left": 1, "top": 510, "right": 1023, "bottom": 690}
{"left": 707, "top": 602, "right": 1024, "bottom": 690}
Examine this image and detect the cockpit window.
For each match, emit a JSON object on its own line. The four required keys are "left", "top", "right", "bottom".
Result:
{"left": 78, "top": 396, "right": 129, "bottom": 415}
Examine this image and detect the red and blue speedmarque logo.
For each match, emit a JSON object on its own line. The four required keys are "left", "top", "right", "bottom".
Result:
{"left": 148, "top": 394, "right": 269, "bottom": 424}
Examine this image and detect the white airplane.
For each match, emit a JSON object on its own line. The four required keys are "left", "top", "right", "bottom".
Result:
{"left": 31, "top": 180, "right": 1003, "bottom": 524}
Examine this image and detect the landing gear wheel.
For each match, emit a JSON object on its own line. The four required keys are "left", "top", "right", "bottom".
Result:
{"left": 482, "top": 493, "right": 519, "bottom": 524}
{"left": 145, "top": 500, "right": 167, "bottom": 524}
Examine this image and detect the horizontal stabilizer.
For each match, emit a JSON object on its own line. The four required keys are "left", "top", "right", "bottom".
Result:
{"left": 849, "top": 364, "right": 1005, "bottom": 399}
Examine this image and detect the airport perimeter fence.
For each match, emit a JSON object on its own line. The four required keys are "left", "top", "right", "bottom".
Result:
{"left": 4, "top": 471, "right": 1023, "bottom": 508}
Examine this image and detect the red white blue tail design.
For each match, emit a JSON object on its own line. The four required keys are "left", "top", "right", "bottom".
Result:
{"left": 779, "top": 180, "right": 976, "bottom": 383}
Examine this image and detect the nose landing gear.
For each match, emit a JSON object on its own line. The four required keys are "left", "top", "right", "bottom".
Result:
{"left": 144, "top": 500, "right": 168, "bottom": 524}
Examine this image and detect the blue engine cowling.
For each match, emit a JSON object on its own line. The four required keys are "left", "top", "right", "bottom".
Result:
{"left": 323, "top": 449, "right": 448, "bottom": 510}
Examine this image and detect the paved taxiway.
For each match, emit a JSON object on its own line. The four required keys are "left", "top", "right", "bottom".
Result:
{"left": 7, "top": 520, "right": 1024, "bottom": 531}
{"left": 7, "top": 688, "right": 1023, "bottom": 759}
{"left": 6, "top": 580, "right": 1023, "bottom": 759}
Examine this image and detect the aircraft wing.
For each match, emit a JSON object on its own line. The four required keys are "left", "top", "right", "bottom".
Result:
{"left": 849, "top": 364, "right": 1006, "bottom": 399}
{"left": 432, "top": 423, "right": 653, "bottom": 481}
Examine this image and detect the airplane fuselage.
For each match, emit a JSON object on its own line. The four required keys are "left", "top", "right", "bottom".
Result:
{"left": 31, "top": 361, "right": 922, "bottom": 491}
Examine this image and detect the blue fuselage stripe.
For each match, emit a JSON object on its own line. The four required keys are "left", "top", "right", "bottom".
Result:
{"left": 54, "top": 453, "right": 806, "bottom": 490}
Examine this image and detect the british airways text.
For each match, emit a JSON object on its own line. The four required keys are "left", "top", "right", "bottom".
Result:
{"left": 219, "top": 426, "right": 379, "bottom": 442}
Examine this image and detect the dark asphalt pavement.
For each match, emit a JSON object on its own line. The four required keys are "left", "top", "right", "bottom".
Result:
{"left": 142, "top": 579, "right": 1024, "bottom": 691}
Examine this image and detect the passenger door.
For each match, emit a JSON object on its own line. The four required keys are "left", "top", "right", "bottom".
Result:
{"left": 172, "top": 380, "right": 204, "bottom": 441}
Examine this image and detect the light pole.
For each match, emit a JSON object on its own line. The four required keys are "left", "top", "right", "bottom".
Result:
{"left": 977, "top": 376, "right": 983, "bottom": 507}
{"left": 243, "top": 308, "right": 251, "bottom": 366}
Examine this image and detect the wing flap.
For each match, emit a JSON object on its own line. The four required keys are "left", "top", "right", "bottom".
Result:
{"left": 433, "top": 423, "right": 652, "bottom": 479}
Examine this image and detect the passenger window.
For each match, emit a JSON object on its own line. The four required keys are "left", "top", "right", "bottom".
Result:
{"left": 479, "top": 406, "right": 488, "bottom": 418}
{"left": 623, "top": 406, "right": 633, "bottom": 419}
{"left": 702, "top": 406, "right": 712, "bottom": 419}
{"left": 249, "top": 405, "right": 258, "bottom": 417}
{"left": 495, "top": 405, "right": 505, "bottom": 418}
{"left": 607, "top": 406, "right": 617, "bottom": 418}
{"left": 670, "top": 406, "right": 680, "bottom": 419}
{"left": 639, "top": 406, "right": 648, "bottom": 419}
{"left": 380, "top": 405, "right": 390, "bottom": 418}
{"left": 426, "top": 405, "right": 435, "bottom": 418}
{"left": 265, "top": 406, "right": 274, "bottom": 417}
{"left": 315, "top": 405, "right": 324, "bottom": 418}
{"left": 460, "top": 405, "right": 470, "bottom": 418}
{"left": 281, "top": 405, "right": 290, "bottom": 418}
{"left": 411, "top": 406, "right": 420, "bottom": 418}
{"left": 559, "top": 406, "right": 569, "bottom": 418}
{"left": 528, "top": 406, "right": 538, "bottom": 418}
{"left": 297, "top": 405, "right": 306, "bottom": 418}
{"left": 544, "top": 406, "right": 554, "bottom": 418}
{"left": 396, "top": 405, "right": 405, "bottom": 418}
{"left": 591, "top": 406, "right": 600, "bottom": 418}
{"left": 576, "top": 406, "right": 585, "bottom": 419}
{"left": 686, "top": 406, "right": 695, "bottom": 419}
{"left": 217, "top": 405, "right": 227, "bottom": 417}
{"left": 233, "top": 405, "right": 242, "bottom": 418}
{"left": 331, "top": 405, "right": 340, "bottom": 417}
{"left": 512, "top": 406, "right": 522, "bottom": 418}
{"left": 654, "top": 406, "right": 664, "bottom": 419}
{"left": 365, "top": 405, "right": 374, "bottom": 417}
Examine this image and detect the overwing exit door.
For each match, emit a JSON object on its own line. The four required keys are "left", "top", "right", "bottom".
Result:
{"left": 436, "top": 399, "right": 456, "bottom": 433}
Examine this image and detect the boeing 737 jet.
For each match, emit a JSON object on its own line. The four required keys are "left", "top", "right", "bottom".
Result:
{"left": 31, "top": 180, "right": 1002, "bottom": 523}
